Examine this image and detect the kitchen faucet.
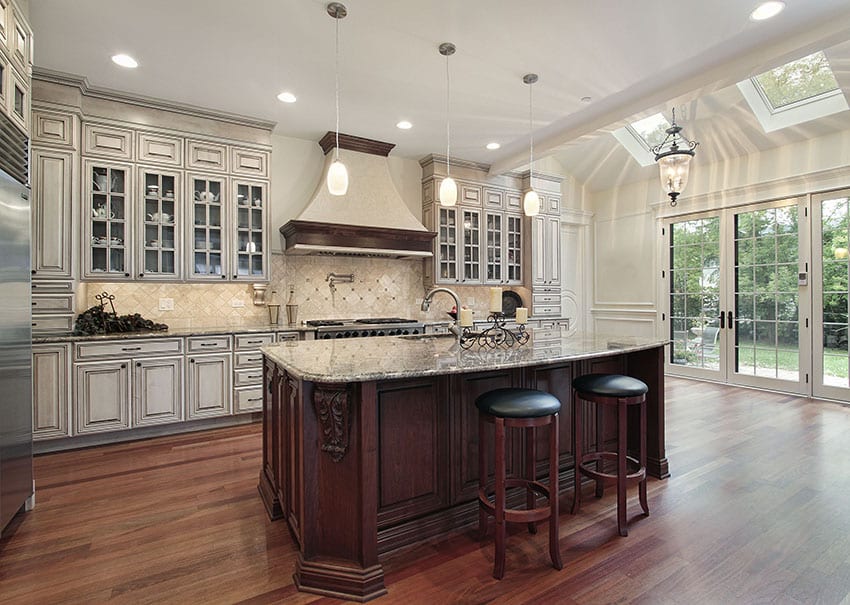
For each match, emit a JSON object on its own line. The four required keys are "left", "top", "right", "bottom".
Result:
{"left": 326, "top": 272, "right": 354, "bottom": 294}
{"left": 421, "top": 287, "right": 463, "bottom": 344}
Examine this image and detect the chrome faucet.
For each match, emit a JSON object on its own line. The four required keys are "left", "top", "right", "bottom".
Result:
{"left": 421, "top": 287, "right": 463, "bottom": 344}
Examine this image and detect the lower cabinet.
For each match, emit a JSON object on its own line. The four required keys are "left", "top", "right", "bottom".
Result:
{"left": 75, "top": 360, "right": 131, "bottom": 434}
{"left": 134, "top": 357, "right": 183, "bottom": 426}
{"left": 32, "top": 343, "right": 71, "bottom": 440}
{"left": 186, "top": 353, "right": 232, "bottom": 419}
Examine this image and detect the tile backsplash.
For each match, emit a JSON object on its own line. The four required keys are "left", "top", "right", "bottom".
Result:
{"left": 82, "top": 254, "right": 529, "bottom": 329}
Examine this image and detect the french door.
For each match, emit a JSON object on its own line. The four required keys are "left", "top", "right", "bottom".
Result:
{"left": 666, "top": 198, "right": 810, "bottom": 394}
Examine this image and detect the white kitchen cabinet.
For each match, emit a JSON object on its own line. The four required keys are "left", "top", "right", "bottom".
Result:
{"left": 133, "top": 356, "right": 183, "bottom": 426}
{"left": 484, "top": 211, "right": 523, "bottom": 285}
{"left": 530, "top": 214, "right": 560, "bottom": 287}
{"left": 186, "top": 353, "right": 232, "bottom": 419}
{"left": 188, "top": 173, "right": 228, "bottom": 280}
{"left": 232, "top": 332, "right": 271, "bottom": 413}
{"left": 31, "top": 147, "right": 76, "bottom": 279}
{"left": 83, "top": 123, "right": 134, "bottom": 160}
{"left": 137, "top": 132, "right": 183, "bottom": 167}
{"left": 231, "top": 179, "right": 269, "bottom": 280}
{"left": 137, "top": 167, "right": 181, "bottom": 280}
{"left": 32, "top": 108, "right": 77, "bottom": 149}
{"left": 75, "top": 360, "right": 130, "bottom": 434}
{"left": 82, "top": 159, "right": 133, "bottom": 279}
{"left": 32, "top": 344, "right": 71, "bottom": 440}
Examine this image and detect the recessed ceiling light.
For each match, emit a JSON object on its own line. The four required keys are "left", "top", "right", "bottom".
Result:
{"left": 277, "top": 92, "right": 297, "bottom": 103}
{"left": 750, "top": 1, "right": 785, "bottom": 21}
{"left": 111, "top": 54, "right": 138, "bottom": 68}
{"left": 580, "top": 96, "right": 592, "bottom": 104}
{"left": 486, "top": 142, "right": 501, "bottom": 150}
{"left": 396, "top": 120, "right": 412, "bottom": 130}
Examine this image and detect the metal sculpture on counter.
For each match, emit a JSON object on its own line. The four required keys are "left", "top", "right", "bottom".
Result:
{"left": 72, "top": 291, "right": 169, "bottom": 335}
{"left": 460, "top": 312, "right": 529, "bottom": 350}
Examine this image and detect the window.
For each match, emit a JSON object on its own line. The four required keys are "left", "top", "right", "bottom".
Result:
{"left": 612, "top": 113, "right": 671, "bottom": 167}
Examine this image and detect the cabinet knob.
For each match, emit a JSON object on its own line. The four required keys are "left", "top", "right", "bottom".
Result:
{"left": 221, "top": 275, "right": 227, "bottom": 279}
{"left": 124, "top": 272, "right": 130, "bottom": 277}
{"left": 121, "top": 363, "right": 126, "bottom": 368}
{"left": 190, "top": 359, "right": 195, "bottom": 363}
{"left": 136, "top": 362, "right": 141, "bottom": 367}
{"left": 233, "top": 275, "right": 237, "bottom": 279}
{"left": 139, "top": 273, "right": 144, "bottom": 278}
{"left": 31, "top": 269, "right": 36, "bottom": 275}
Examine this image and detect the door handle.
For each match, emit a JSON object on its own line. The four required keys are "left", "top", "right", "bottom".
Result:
{"left": 719, "top": 312, "right": 725, "bottom": 329}
{"left": 727, "top": 311, "right": 733, "bottom": 329}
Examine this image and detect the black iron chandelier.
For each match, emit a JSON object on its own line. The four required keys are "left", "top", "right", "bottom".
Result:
{"left": 650, "top": 108, "right": 699, "bottom": 206}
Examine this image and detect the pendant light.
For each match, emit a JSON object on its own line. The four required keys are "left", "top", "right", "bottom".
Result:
{"left": 650, "top": 108, "right": 699, "bottom": 207}
{"left": 438, "top": 42, "right": 457, "bottom": 207}
{"left": 522, "top": 73, "right": 540, "bottom": 217}
{"left": 326, "top": 2, "right": 348, "bottom": 196}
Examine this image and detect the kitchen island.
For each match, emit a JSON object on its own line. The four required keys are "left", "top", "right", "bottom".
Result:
{"left": 259, "top": 331, "right": 669, "bottom": 601}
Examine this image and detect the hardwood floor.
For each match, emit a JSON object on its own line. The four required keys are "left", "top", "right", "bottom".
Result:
{"left": 3, "top": 377, "right": 850, "bottom": 604}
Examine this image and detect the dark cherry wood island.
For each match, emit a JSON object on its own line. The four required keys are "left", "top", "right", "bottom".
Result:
{"left": 259, "top": 331, "right": 669, "bottom": 601}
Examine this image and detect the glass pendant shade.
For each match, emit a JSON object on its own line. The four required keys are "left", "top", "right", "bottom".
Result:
{"left": 658, "top": 153, "right": 692, "bottom": 198}
{"left": 523, "top": 190, "right": 540, "bottom": 216}
{"left": 327, "top": 159, "right": 349, "bottom": 196}
{"left": 439, "top": 176, "right": 458, "bottom": 206}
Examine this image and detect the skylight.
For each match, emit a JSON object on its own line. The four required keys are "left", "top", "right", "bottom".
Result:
{"left": 752, "top": 51, "right": 840, "bottom": 111}
{"left": 737, "top": 50, "right": 848, "bottom": 133}
{"left": 612, "top": 112, "right": 670, "bottom": 167}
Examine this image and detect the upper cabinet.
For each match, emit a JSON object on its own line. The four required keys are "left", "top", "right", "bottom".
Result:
{"left": 0, "top": 0, "right": 32, "bottom": 137}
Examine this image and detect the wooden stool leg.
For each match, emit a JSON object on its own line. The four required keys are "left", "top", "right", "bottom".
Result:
{"left": 478, "top": 413, "right": 488, "bottom": 539}
{"left": 493, "top": 417, "right": 506, "bottom": 580}
{"left": 571, "top": 391, "right": 582, "bottom": 515}
{"left": 617, "top": 400, "right": 628, "bottom": 537}
{"left": 595, "top": 399, "right": 604, "bottom": 498}
{"left": 549, "top": 413, "right": 563, "bottom": 570}
{"left": 526, "top": 426, "right": 537, "bottom": 534}
{"left": 639, "top": 398, "right": 649, "bottom": 516}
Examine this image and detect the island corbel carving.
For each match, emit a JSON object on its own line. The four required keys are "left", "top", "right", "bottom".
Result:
{"left": 313, "top": 385, "right": 352, "bottom": 462}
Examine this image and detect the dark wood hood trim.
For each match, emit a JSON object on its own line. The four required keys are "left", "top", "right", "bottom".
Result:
{"left": 281, "top": 220, "right": 435, "bottom": 256}
{"left": 318, "top": 132, "right": 396, "bottom": 157}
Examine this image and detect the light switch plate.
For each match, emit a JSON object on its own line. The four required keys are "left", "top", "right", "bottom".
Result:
{"left": 158, "top": 297, "right": 174, "bottom": 311}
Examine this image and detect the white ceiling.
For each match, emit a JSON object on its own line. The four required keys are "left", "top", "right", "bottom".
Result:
{"left": 28, "top": 0, "right": 850, "bottom": 191}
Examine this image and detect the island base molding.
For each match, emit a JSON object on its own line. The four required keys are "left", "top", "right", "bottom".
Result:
{"left": 294, "top": 555, "right": 387, "bottom": 602}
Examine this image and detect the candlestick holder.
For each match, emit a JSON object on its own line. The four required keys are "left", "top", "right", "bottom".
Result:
{"left": 459, "top": 312, "right": 530, "bottom": 350}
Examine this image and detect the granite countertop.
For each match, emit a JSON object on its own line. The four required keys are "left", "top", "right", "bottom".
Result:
{"left": 32, "top": 322, "right": 308, "bottom": 344}
{"left": 261, "top": 331, "right": 668, "bottom": 383}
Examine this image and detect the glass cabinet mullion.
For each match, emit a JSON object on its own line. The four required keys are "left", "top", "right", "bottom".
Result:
{"left": 486, "top": 212, "right": 502, "bottom": 283}
{"left": 190, "top": 175, "right": 225, "bottom": 279}
{"left": 233, "top": 180, "right": 267, "bottom": 279}
{"left": 462, "top": 209, "right": 481, "bottom": 282}
{"left": 506, "top": 214, "right": 522, "bottom": 284}
{"left": 438, "top": 207, "right": 458, "bottom": 282}
{"left": 140, "top": 169, "right": 179, "bottom": 279}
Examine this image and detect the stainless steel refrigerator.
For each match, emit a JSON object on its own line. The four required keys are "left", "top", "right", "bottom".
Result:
{"left": 0, "top": 115, "right": 32, "bottom": 535}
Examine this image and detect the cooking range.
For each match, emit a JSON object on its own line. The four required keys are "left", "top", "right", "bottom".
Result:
{"left": 306, "top": 317, "right": 424, "bottom": 339}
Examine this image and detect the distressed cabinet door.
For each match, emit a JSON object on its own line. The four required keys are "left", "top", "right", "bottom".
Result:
{"left": 186, "top": 354, "right": 232, "bottom": 419}
{"left": 75, "top": 360, "right": 130, "bottom": 434}
{"left": 133, "top": 356, "right": 183, "bottom": 426}
{"left": 32, "top": 344, "right": 71, "bottom": 440}
{"left": 31, "top": 148, "right": 75, "bottom": 278}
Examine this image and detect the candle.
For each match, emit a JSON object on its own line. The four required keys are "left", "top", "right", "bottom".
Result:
{"left": 459, "top": 308, "right": 473, "bottom": 327}
{"left": 489, "top": 287, "right": 503, "bottom": 313}
{"left": 515, "top": 307, "right": 528, "bottom": 324}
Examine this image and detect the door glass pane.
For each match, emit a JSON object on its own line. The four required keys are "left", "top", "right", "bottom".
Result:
{"left": 669, "top": 217, "right": 721, "bottom": 369}
{"left": 820, "top": 196, "right": 850, "bottom": 387}
{"left": 734, "top": 206, "right": 799, "bottom": 381}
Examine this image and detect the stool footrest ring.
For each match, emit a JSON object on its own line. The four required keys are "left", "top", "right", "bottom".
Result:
{"left": 578, "top": 451, "right": 646, "bottom": 484}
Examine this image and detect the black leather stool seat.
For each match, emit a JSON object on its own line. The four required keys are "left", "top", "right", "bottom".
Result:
{"left": 475, "top": 388, "right": 561, "bottom": 418}
{"left": 572, "top": 374, "right": 648, "bottom": 398}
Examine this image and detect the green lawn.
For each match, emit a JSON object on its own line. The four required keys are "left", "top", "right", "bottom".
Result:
{"left": 736, "top": 346, "right": 849, "bottom": 378}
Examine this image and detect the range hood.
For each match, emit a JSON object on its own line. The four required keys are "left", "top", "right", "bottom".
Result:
{"left": 281, "top": 133, "right": 435, "bottom": 258}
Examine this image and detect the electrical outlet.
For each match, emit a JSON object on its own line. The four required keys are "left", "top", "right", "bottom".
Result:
{"left": 231, "top": 299, "right": 245, "bottom": 308}
{"left": 158, "top": 298, "right": 174, "bottom": 311}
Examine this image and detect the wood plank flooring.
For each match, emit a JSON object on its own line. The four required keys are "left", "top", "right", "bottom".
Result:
{"left": 3, "top": 377, "right": 850, "bottom": 604}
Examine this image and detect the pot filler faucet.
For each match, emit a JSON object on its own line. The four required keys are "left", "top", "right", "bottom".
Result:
{"left": 421, "top": 287, "right": 463, "bottom": 344}
{"left": 326, "top": 272, "right": 354, "bottom": 294}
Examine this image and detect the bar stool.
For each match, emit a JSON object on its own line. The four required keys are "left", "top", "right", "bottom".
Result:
{"left": 570, "top": 374, "right": 649, "bottom": 537}
{"left": 476, "top": 387, "right": 563, "bottom": 580}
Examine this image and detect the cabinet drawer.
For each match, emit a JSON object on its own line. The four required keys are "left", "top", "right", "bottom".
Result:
{"left": 138, "top": 132, "right": 183, "bottom": 166}
{"left": 75, "top": 338, "right": 183, "bottom": 360}
{"left": 32, "top": 294, "right": 73, "bottom": 313}
{"left": 276, "top": 331, "right": 299, "bottom": 342}
{"left": 234, "top": 387, "right": 264, "bottom": 413}
{"left": 230, "top": 147, "right": 269, "bottom": 178}
{"left": 234, "top": 350, "right": 264, "bottom": 369}
{"left": 186, "top": 335, "right": 231, "bottom": 353}
{"left": 234, "top": 368, "right": 264, "bottom": 387}
{"left": 32, "top": 109, "right": 76, "bottom": 148}
{"left": 532, "top": 305, "right": 561, "bottom": 318}
{"left": 83, "top": 123, "right": 134, "bottom": 160}
{"left": 234, "top": 333, "right": 274, "bottom": 350}
{"left": 532, "top": 293, "right": 560, "bottom": 305}
{"left": 31, "top": 280, "right": 74, "bottom": 293}
{"left": 31, "top": 314, "right": 74, "bottom": 333}
{"left": 186, "top": 139, "right": 228, "bottom": 171}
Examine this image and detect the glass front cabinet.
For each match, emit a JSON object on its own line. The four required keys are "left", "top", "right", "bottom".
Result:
{"left": 189, "top": 174, "right": 226, "bottom": 280}
{"left": 84, "top": 160, "right": 132, "bottom": 279}
{"left": 138, "top": 168, "right": 180, "bottom": 279}
{"left": 232, "top": 179, "right": 268, "bottom": 280}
